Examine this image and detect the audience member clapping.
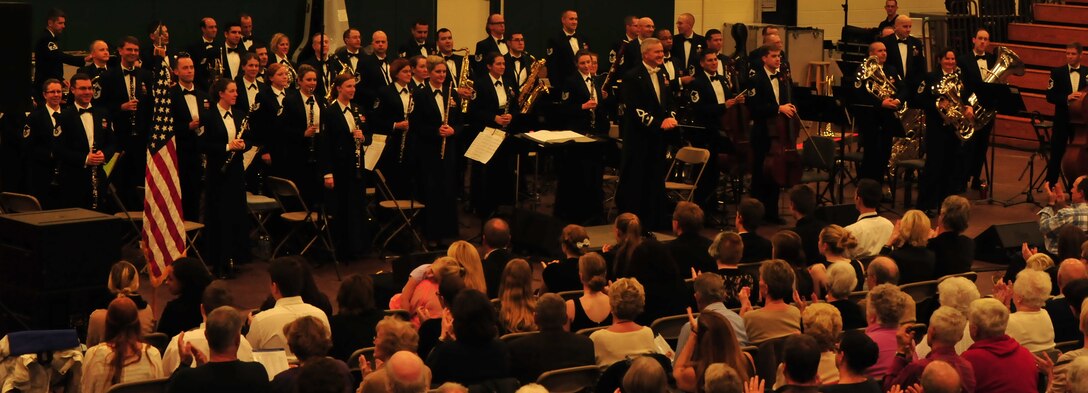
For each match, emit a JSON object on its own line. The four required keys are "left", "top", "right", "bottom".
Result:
{"left": 358, "top": 316, "right": 420, "bottom": 393}
{"left": 884, "top": 306, "right": 976, "bottom": 392}
{"left": 166, "top": 306, "right": 270, "bottom": 393}
{"left": 994, "top": 268, "right": 1055, "bottom": 352}
{"left": 961, "top": 298, "right": 1039, "bottom": 392}
{"left": 864, "top": 284, "right": 910, "bottom": 378}
{"left": 674, "top": 272, "right": 748, "bottom": 360}
{"left": 739, "top": 260, "right": 801, "bottom": 345}
{"left": 162, "top": 281, "right": 254, "bottom": 373}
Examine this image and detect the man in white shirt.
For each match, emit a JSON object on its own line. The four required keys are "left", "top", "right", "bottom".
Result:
{"left": 246, "top": 257, "right": 330, "bottom": 361}
{"left": 162, "top": 281, "right": 254, "bottom": 373}
{"left": 845, "top": 179, "right": 894, "bottom": 258}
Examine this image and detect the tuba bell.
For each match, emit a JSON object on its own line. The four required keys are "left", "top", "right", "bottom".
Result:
{"left": 855, "top": 55, "right": 926, "bottom": 167}
{"left": 962, "top": 46, "right": 1025, "bottom": 139}
{"left": 934, "top": 67, "right": 974, "bottom": 141}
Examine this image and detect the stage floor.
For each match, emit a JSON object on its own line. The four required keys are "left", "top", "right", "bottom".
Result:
{"left": 133, "top": 144, "right": 1046, "bottom": 317}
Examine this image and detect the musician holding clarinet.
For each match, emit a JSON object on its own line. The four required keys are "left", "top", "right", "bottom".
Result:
{"left": 275, "top": 64, "right": 322, "bottom": 207}
{"left": 319, "top": 73, "right": 371, "bottom": 259}
{"left": 58, "top": 73, "right": 115, "bottom": 211}
{"left": 409, "top": 56, "right": 461, "bottom": 245}
{"left": 200, "top": 78, "right": 250, "bottom": 278}
{"left": 373, "top": 58, "right": 416, "bottom": 198}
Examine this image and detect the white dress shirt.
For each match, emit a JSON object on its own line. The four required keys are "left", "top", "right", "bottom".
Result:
{"left": 565, "top": 30, "right": 580, "bottom": 55}
{"left": 973, "top": 50, "right": 988, "bottom": 76}
{"left": 765, "top": 67, "right": 781, "bottom": 104}
{"left": 122, "top": 66, "right": 138, "bottom": 100}
{"left": 74, "top": 104, "right": 95, "bottom": 148}
{"left": 581, "top": 72, "right": 597, "bottom": 101}
{"left": 511, "top": 55, "right": 526, "bottom": 85}
{"left": 346, "top": 49, "right": 360, "bottom": 71}
{"left": 218, "top": 104, "right": 237, "bottom": 152}
{"left": 179, "top": 83, "right": 202, "bottom": 136}
{"left": 706, "top": 71, "right": 726, "bottom": 104}
{"left": 341, "top": 101, "right": 359, "bottom": 131}
{"left": 161, "top": 322, "right": 255, "bottom": 373}
{"left": 433, "top": 84, "right": 446, "bottom": 120}
{"left": 644, "top": 62, "right": 662, "bottom": 104}
{"left": 844, "top": 211, "right": 895, "bottom": 258}
{"left": 242, "top": 78, "right": 259, "bottom": 107}
{"left": 494, "top": 36, "right": 508, "bottom": 55}
{"left": 1071, "top": 65, "right": 1082, "bottom": 92}
{"left": 271, "top": 86, "right": 286, "bottom": 106}
{"left": 47, "top": 105, "right": 62, "bottom": 129}
{"left": 663, "top": 57, "right": 676, "bottom": 81}
{"left": 396, "top": 82, "right": 411, "bottom": 115}
{"left": 897, "top": 36, "right": 909, "bottom": 75}
{"left": 491, "top": 74, "right": 507, "bottom": 109}
{"left": 245, "top": 296, "right": 330, "bottom": 361}
{"left": 225, "top": 45, "right": 241, "bottom": 79}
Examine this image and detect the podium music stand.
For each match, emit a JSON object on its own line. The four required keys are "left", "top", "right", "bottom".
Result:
{"left": 976, "top": 83, "right": 1026, "bottom": 205}
{"left": 797, "top": 86, "right": 852, "bottom": 202}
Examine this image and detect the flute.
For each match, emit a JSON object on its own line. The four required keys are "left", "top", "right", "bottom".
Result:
{"left": 440, "top": 88, "right": 453, "bottom": 160}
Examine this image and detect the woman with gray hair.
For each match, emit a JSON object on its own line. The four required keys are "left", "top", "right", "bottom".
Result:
{"left": 995, "top": 269, "right": 1055, "bottom": 352}
{"left": 915, "top": 276, "right": 979, "bottom": 357}
{"left": 865, "top": 284, "right": 910, "bottom": 378}
{"left": 824, "top": 262, "right": 866, "bottom": 330}
{"left": 1049, "top": 298, "right": 1088, "bottom": 393}
{"left": 589, "top": 278, "right": 656, "bottom": 369}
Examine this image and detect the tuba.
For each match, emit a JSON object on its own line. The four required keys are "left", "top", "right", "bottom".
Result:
{"left": 934, "top": 68, "right": 974, "bottom": 141}
{"left": 963, "top": 46, "right": 1025, "bottom": 139}
{"left": 518, "top": 58, "right": 549, "bottom": 114}
{"left": 855, "top": 55, "right": 926, "bottom": 166}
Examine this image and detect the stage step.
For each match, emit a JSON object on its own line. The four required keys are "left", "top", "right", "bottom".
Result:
{"left": 990, "top": 43, "right": 1067, "bottom": 69}
{"left": 1034, "top": 3, "right": 1088, "bottom": 27}
{"left": 1066, "top": 0, "right": 1088, "bottom": 6}
{"left": 1006, "top": 68, "right": 1051, "bottom": 92}
{"left": 1009, "top": 23, "right": 1088, "bottom": 47}
{"left": 994, "top": 115, "right": 1038, "bottom": 150}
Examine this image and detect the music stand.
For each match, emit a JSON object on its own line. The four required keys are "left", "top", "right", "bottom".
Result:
{"left": 974, "top": 83, "right": 1025, "bottom": 205}
{"left": 797, "top": 86, "right": 852, "bottom": 202}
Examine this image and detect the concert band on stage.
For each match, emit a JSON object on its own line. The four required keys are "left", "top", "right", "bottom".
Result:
{"left": 10, "top": 7, "right": 1046, "bottom": 271}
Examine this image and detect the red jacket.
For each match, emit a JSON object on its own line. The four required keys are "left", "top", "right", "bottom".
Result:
{"left": 961, "top": 335, "right": 1038, "bottom": 393}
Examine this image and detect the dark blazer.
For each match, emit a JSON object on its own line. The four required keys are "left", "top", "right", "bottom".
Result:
{"left": 793, "top": 216, "right": 829, "bottom": 266}
{"left": 56, "top": 105, "right": 115, "bottom": 209}
{"left": 397, "top": 41, "right": 433, "bottom": 59}
{"left": 99, "top": 66, "right": 154, "bottom": 145}
{"left": 185, "top": 39, "right": 220, "bottom": 90}
{"left": 483, "top": 248, "right": 512, "bottom": 299}
{"left": 888, "top": 245, "right": 936, "bottom": 284}
{"left": 668, "top": 232, "right": 716, "bottom": 274}
{"left": 23, "top": 107, "right": 63, "bottom": 205}
{"left": 409, "top": 84, "right": 461, "bottom": 160}
{"left": 199, "top": 104, "right": 249, "bottom": 179}
{"left": 276, "top": 89, "right": 320, "bottom": 177}
{"left": 333, "top": 47, "right": 365, "bottom": 76}
{"left": 468, "top": 74, "right": 519, "bottom": 134}
{"left": 617, "top": 63, "right": 675, "bottom": 226}
{"left": 739, "top": 231, "right": 772, "bottom": 263}
{"left": 958, "top": 50, "right": 997, "bottom": 90}
{"left": 673, "top": 33, "right": 708, "bottom": 74}
{"left": 34, "top": 30, "right": 85, "bottom": 90}
{"left": 1045, "top": 297, "right": 1080, "bottom": 344}
{"left": 233, "top": 76, "right": 269, "bottom": 116}
{"left": 359, "top": 54, "right": 394, "bottom": 108}
{"left": 214, "top": 44, "right": 246, "bottom": 81}
{"left": 686, "top": 69, "right": 737, "bottom": 131}
{"left": 561, "top": 72, "right": 606, "bottom": 133}
{"left": 318, "top": 100, "right": 371, "bottom": 181}
{"left": 615, "top": 37, "right": 642, "bottom": 78}
{"left": 300, "top": 56, "right": 344, "bottom": 105}
{"left": 440, "top": 53, "right": 469, "bottom": 89}
{"left": 169, "top": 84, "right": 211, "bottom": 220}
{"left": 507, "top": 330, "right": 595, "bottom": 384}
{"left": 1047, "top": 65, "right": 1088, "bottom": 120}
{"left": 474, "top": 36, "right": 507, "bottom": 76}
{"left": 746, "top": 67, "right": 793, "bottom": 139}
{"left": 928, "top": 231, "right": 975, "bottom": 278}
{"left": 546, "top": 30, "right": 588, "bottom": 88}
{"left": 880, "top": 34, "right": 927, "bottom": 91}
{"left": 504, "top": 53, "right": 535, "bottom": 89}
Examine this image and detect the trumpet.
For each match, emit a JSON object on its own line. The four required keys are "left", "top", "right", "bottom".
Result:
{"left": 222, "top": 102, "right": 259, "bottom": 173}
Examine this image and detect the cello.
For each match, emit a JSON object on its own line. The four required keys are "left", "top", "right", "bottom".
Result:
{"left": 720, "top": 57, "right": 754, "bottom": 179}
{"left": 1061, "top": 92, "right": 1088, "bottom": 185}
{"left": 763, "top": 67, "right": 803, "bottom": 188}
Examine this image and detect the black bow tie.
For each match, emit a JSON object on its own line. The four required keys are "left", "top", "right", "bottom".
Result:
{"left": 897, "top": 39, "right": 908, "bottom": 44}
{"left": 444, "top": 55, "right": 453, "bottom": 61}
{"left": 248, "top": 84, "right": 258, "bottom": 90}
{"left": 433, "top": 89, "right": 443, "bottom": 96}
{"left": 77, "top": 107, "right": 92, "bottom": 115}
{"left": 419, "top": 83, "right": 427, "bottom": 91}
{"left": 974, "top": 54, "right": 987, "bottom": 60}
{"left": 182, "top": 89, "right": 195, "bottom": 96}
{"left": 494, "top": 80, "right": 503, "bottom": 86}
{"left": 1072, "top": 67, "right": 1084, "bottom": 74}
{"left": 343, "top": 106, "right": 352, "bottom": 114}
{"left": 400, "top": 88, "right": 409, "bottom": 95}
{"left": 227, "top": 46, "right": 242, "bottom": 54}
{"left": 585, "top": 77, "right": 593, "bottom": 83}
{"left": 223, "top": 111, "right": 232, "bottom": 119}
{"left": 123, "top": 69, "right": 137, "bottom": 76}
{"left": 306, "top": 97, "right": 315, "bottom": 105}
{"left": 346, "top": 52, "right": 359, "bottom": 58}
{"left": 52, "top": 112, "right": 62, "bottom": 121}
{"left": 567, "top": 35, "right": 575, "bottom": 40}
{"left": 769, "top": 72, "right": 781, "bottom": 79}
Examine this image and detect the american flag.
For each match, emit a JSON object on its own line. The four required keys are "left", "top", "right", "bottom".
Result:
{"left": 142, "top": 54, "right": 185, "bottom": 284}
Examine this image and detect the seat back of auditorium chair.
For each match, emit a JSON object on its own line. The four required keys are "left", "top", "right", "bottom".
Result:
{"left": 346, "top": 346, "right": 375, "bottom": 369}
{"left": 142, "top": 333, "right": 169, "bottom": 356}
{"left": 596, "top": 353, "right": 674, "bottom": 393}
{"left": 754, "top": 335, "right": 790, "bottom": 387}
{"left": 537, "top": 365, "right": 601, "bottom": 393}
{"left": 650, "top": 313, "right": 698, "bottom": 348}
{"left": 105, "top": 377, "right": 169, "bottom": 393}
{"left": 937, "top": 271, "right": 977, "bottom": 284}
{"left": 899, "top": 280, "right": 939, "bottom": 304}
{"left": 575, "top": 326, "right": 608, "bottom": 337}
{"left": 555, "top": 290, "right": 582, "bottom": 301}
{"left": 499, "top": 331, "right": 537, "bottom": 344}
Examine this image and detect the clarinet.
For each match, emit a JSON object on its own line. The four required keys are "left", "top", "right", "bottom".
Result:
{"left": 90, "top": 139, "right": 99, "bottom": 210}
{"left": 399, "top": 90, "right": 414, "bottom": 164}
{"left": 128, "top": 72, "right": 137, "bottom": 136}
{"left": 589, "top": 76, "right": 598, "bottom": 130}
{"left": 222, "top": 103, "right": 259, "bottom": 173}
{"left": 440, "top": 87, "right": 453, "bottom": 160}
{"left": 50, "top": 119, "right": 62, "bottom": 187}
{"left": 307, "top": 99, "right": 317, "bottom": 164}
{"left": 352, "top": 104, "right": 366, "bottom": 179}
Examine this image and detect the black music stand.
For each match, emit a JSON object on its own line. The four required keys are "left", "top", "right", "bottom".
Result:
{"left": 797, "top": 87, "right": 852, "bottom": 203}
{"left": 976, "top": 83, "right": 1026, "bottom": 205}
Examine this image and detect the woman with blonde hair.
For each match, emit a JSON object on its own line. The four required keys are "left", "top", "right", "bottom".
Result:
{"left": 603, "top": 212, "right": 642, "bottom": 278}
{"left": 87, "top": 261, "right": 155, "bottom": 346}
{"left": 567, "top": 252, "right": 613, "bottom": 332}
{"left": 447, "top": 240, "right": 487, "bottom": 294}
{"left": 543, "top": 224, "right": 592, "bottom": 292}
{"left": 772, "top": 303, "right": 842, "bottom": 389}
{"left": 498, "top": 259, "right": 537, "bottom": 334}
{"left": 884, "top": 210, "right": 936, "bottom": 284}
{"left": 392, "top": 256, "right": 465, "bottom": 327}
{"left": 809, "top": 225, "right": 865, "bottom": 295}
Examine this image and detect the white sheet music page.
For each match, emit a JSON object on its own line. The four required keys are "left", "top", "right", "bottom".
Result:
{"left": 526, "top": 130, "right": 594, "bottom": 143}
{"left": 365, "top": 134, "right": 387, "bottom": 170}
{"left": 464, "top": 127, "right": 506, "bottom": 164}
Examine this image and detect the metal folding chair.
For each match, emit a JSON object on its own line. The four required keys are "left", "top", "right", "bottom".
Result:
{"left": 372, "top": 169, "right": 427, "bottom": 253}
{"left": 801, "top": 136, "right": 838, "bottom": 204}
{"left": 264, "top": 176, "right": 340, "bottom": 275}
{"left": 0, "top": 192, "right": 42, "bottom": 213}
{"left": 664, "top": 146, "right": 711, "bottom": 202}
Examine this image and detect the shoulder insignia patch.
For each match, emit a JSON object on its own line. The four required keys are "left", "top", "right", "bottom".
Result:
{"left": 917, "top": 81, "right": 926, "bottom": 95}
{"left": 102, "top": 118, "right": 109, "bottom": 129}
{"left": 749, "top": 68, "right": 757, "bottom": 78}
{"left": 373, "top": 100, "right": 381, "bottom": 109}
{"left": 609, "top": 50, "right": 617, "bottom": 65}
{"left": 1049, "top": 78, "right": 1054, "bottom": 90}
{"left": 474, "top": 53, "right": 482, "bottom": 63}
{"left": 53, "top": 125, "right": 62, "bottom": 137}
{"left": 561, "top": 91, "right": 570, "bottom": 101}
{"left": 47, "top": 42, "right": 58, "bottom": 51}
{"left": 22, "top": 124, "right": 30, "bottom": 138}
{"left": 547, "top": 47, "right": 553, "bottom": 56}
{"left": 92, "top": 80, "right": 102, "bottom": 99}
{"left": 690, "top": 90, "right": 700, "bottom": 103}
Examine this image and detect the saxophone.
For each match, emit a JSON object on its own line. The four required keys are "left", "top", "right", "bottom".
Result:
{"left": 457, "top": 48, "right": 474, "bottom": 113}
{"left": 518, "top": 58, "right": 547, "bottom": 108}
{"left": 934, "top": 68, "right": 974, "bottom": 140}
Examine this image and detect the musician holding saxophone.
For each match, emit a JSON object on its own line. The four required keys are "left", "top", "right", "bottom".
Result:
{"left": 200, "top": 78, "right": 250, "bottom": 278}
{"left": 917, "top": 49, "right": 975, "bottom": 212}
{"left": 468, "top": 52, "right": 519, "bottom": 218}
{"left": 319, "top": 73, "right": 371, "bottom": 259}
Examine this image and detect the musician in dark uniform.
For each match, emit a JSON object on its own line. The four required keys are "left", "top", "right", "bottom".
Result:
{"left": 556, "top": 50, "right": 607, "bottom": 224}
{"left": 746, "top": 45, "right": 797, "bottom": 224}
{"left": 855, "top": 42, "right": 906, "bottom": 184}
{"left": 200, "top": 78, "right": 250, "bottom": 277}
{"left": 186, "top": 17, "right": 220, "bottom": 91}
{"left": 269, "top": 33, "right": 294, "bottom": 73}
{"left": 687, "top": 50, "right": 747, "bottom": 211}
{"left": 235, "top": 53, "right": 270, "bottom": 194}
{"left": 437, "top": 28, "right": 468, "bottom": 89}
{"left": 398, "top": 20, "right": 433, "bottom": 58}
{"left": 546, "top": 10, "right": 587, "bottom": 93}
{"left": 360, "top": 31, "right": 394, "bottom": 110}
{"left": 409, "top": 56, "right": 461, "bottom": 243}
{"left": 239, "top": 13, "right": 265, "bottom": 53}
{"left": 373, "top": 58, "right": 416, "bottom": 198}
{"left": 959, "top": 28, "right": 997, "bottom": 191}
{"left": 474, "top": 14, "right": 509, "bottom": 76}
{"left": 101, "top": 36, "right": 153, "bottom": 209}
{"left": 656, "top": 29, "right": 682, "bottom": 84}
{"left": 704, "top": 30, "right": 731, "bottom": 79}
{"left": 319, "top": 74, "right": 371, "bottom": 258}
{"left": 880, "top": 16, "right": 927, "bottom": 96}
{"left": 34, "top": 8, "right": 88, "bottom": 92}
{"left": 1047, "top": 42, "right": 1088, "bottom": 185}
{"left": 918, "top": 49, "right": 974, "bottom": 212}
{"left": 57, "top": 73, "right": 115, "bottom": 210}
{"left": 234, "top": 54, "right": 267, "bottom": 114}
{"left": 468, "top": 52, "right": 519, "bottom": 218}
{"left": 673, "top": 13, "right": 707, "bottom": 78}
{"left": 616, "top": 38, "right": 679, "bottom": 230}
{"left": 301, "top": 33, "right": 344, "bottom": 105}
{"left": 78, "top": 40, "right": 111, "bottom": 107}
{"left": 24, "top": 79, "right": 66, "bottom": 208}
{"left": 274, "top": 64, "right": 321, "bottom": 206}
{"left": 612, "top": 16, "right": 642, "bottom": 80}
{"left": 335, "top": 29, "right": 365, "bottom": 87}
{"left": 141, "top": 21, "right": 178, "bottom": 74}
{"left": 216, "top": 22, "right": 245, "bottom": 82}
{"left": 505, "top": 33, "right": 533, "bottom": 89}
{"left": 169, "top": 55, "right": 211, "bottom": 222}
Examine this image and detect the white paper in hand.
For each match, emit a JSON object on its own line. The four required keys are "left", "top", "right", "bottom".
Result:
{"left": 464, "top": 127, "right": 506, "bottom": 164}
{"left": 251, "top": 348, "right": 290, "bottom": 381}
{"left": 364, "top": 134, "right": 387, "bottom": 170}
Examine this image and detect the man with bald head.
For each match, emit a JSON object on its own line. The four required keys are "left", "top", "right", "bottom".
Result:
{"left": 673, "top": 13, "right": 706, "bottom": 75}
{"left": 860, "top": 257, "right": 917, "bottom": 323}
{"left": 187, "top": 17, "right": 221, "bottom": 91}
{"left": 360, "top": 30, "right": 394, "bottom": 108}
{"left": 919, "top": 360, "right": 961, "bottom": 393}
{"left": 748, "top": 33, "right": 789, "bottom": 73}
{"left": 856, "top": 40, "right": 907, "bottom": 183}
{"left": 639, "top": 17, "right": 655, "bottom": 40}
{"left": 481, "top": 217, "right": 512, "bottom": 298}
{"left": 78, "top": 40, "right": 111, "bottom": 80}
{"left": 1050, "top": 259, "right": 1088, "bottom": 342}
{"left": 879, "top": 15, "right": 926, "bottom": 92}
{"left": 388, "top": 351, "right": 431, "bottom": 393}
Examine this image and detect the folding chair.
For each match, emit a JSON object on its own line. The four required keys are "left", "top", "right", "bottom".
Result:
{"left": 499, "top": 331, "right": 537, "bottom": 343}
{"left": 372, "top": 169, "right": 427, "bottom": 253}
{"left": 246, "top": 192, "right": 281, "bottom": 241}
{"left": 264, "top": 176, "right": 340, "bottom": 275}
{"left": 0, "top": 192, "right": 42, "bottom": 213}
{"left": 801, "top": 136, "right": 838, "bottom": 204}
{"left": 555, "top": 290, "right": 583, "bottom": 301}
{"left": 899, "top": 280, "right": 940, "bottom": 304}
{"left": 536, "top": 365, "right": 601, "bottom": 393}
{"left": 664, "top": 146, "right": 711, "bottom": 202}
{"left": 111, "top": 211, "right": 207, "bottom": 265}
{"left": 105, "top": 377, "right": 169, "bottom": 393}
{"left": 651, "top": 313, "right": 698, "bottom": 349}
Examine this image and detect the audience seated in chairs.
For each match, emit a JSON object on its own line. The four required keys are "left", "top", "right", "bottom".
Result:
{"left": 819, "top": 330, "right": 881, "bottom": 393}
{"left": 845, "top": 179, "right": 894, "bottom": 259}
{"left": 480, "top": 218, "right": 512, "bottom": 298}
{"left": 915, "top": 277, "right": 980, "bottom": 357}
{"left": 788, "top": 185, "right": 828, "bottom": 266}
{"left": 589, "top": 277, "right": 656, "bottom": 369}
{"left": 417, "top": 273, "right": 466, "bottom": 359}
{"left": 507, "top": 293, "right": 595, "bottom": 384}
{"left": 808, "top": 225, "right": 864, "bottom": 296}
{"left": 269, "top": 316, "right": 351, "bottom": 393}
{"left": 703, "top": 363, "right": 745, "bottom": 393}
{"left": 425, "top": 289, "right": 512, "bottom": 386}
{"left": 392, "top": 256, "right": 465, "bottom": 328}
{"left": 882, "top": 209, "right": 936, "bottom": 285}
{"left": 626, "top": 239, "right": 690, "bottom": 326}
{"left": 1052, "top": 298, "right": 1088, "bottom": 393}
{"left": 602, "top": 212, "right": 643, "bottom": 278}
{"left": 772, "top": 230, "right": 815, "bottom": 298}
{"left": 929, "top": 196, "right": 975, "bottom": 278}
{"left": 668, "top": 202, "right": 716, "bottom": 274}
{"left": 81, "top": 297, "right": 165, "bottom": 393}
{"left": 735, "top": 198, "right": 772, "bottom": 263}
{"left": 387, "top": 351, "right": 432, "bottom": 393}
{"left": 674, "top": 272, "right": 749, "bottom": 359}
{"left": 774, "top": 303, "right": 841, "bottom": 388}
{"left": 247, "top": 257, "right": 331, "bottom": 361}
{"left": 297, "top": 356, "right": 354, "bottom": 393}
{"left": 358, "top": 315, "right": 421, "bottom": 393}
{"left": 673, "top": 312, "right": 752, "bottom": 393}
{"left": 623, "top": 356, "right": 670, "bottom": 393}
{"left": 739, "top": 260, "right": 802, "bottom": 345}
{"left": 708, "top": 231, "right": 755, "bottom": 309}
{"left": 861, "top": 257, "right": 917, "bottom": 324}
{"left": 166, "top": 306, "right": 270, "bottom": 393}
{"left": 1050, "top": 260, "right": 1088, "bottom": 344}
{"left": 884, "top": 306, "right": 977, "bottom": 393}
{"left": 497, "top": 259, "right": 538, "bottom": 334}
{"left": 157, "top": 257, "right": 213, "bottom": 338}
{"left": 864, "top": 283, "right": 910, "bottom": 379}
{"left": 776, "top": 334, "right": 823, "bottom": 393}
{"left": 542, "top": 224, "right": 591, "bottom": 293}
{"left": 329, "top": 274, "right": 383, "bottom": 362}
{"left": 86, "top": 261, "right": 154, "bottom": 346}
{"left": 162, "top": 281, "right": 254, "bottom": 373}
{"left": 821, "top": 263, "right": 866, "bottom": 330}
{"left": 566, "top": 252, "right": 613, "bottom": 332}
{"left": 993, "top": 268, "right": 1055, "bottom": 352}
{"left": 448, "top": 240, "right": 489, "bottom": 295}
{"left": 260, "top": 261, "right": 334, "bottom": 319}
{"left": 961, "top": 298, "right": 1039, "bottom": 392}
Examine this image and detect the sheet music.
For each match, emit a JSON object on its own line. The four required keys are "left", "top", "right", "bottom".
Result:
{"left": 364, "top": 134, "right": 387, "bottom": 170}
{"left": 242, "top": 149, "right": 258, "bottom": 169}
{"left": 103, "top": 153, "right": 121, "bottom": 177}
{"left": 525, "top": 130, "right": 594, "bottom": 143}
{"left": 464, "top": 127, "right": 506, "bottom": 164}
{"left": 251, "top": 349, "right": 290, "bottom": 381}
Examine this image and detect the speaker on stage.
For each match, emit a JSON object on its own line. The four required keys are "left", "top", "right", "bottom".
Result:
{"left": 974, "top": 221, "right": 1044, "bottom": 264}
{"left": 495, "top": 205, "right": 565, "bottom": 258}
{"left": 814, "top": 204, "right": 861, "bottom": 228}
{"left": 0, "top": 2, "right": 32, "bottom": 114}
